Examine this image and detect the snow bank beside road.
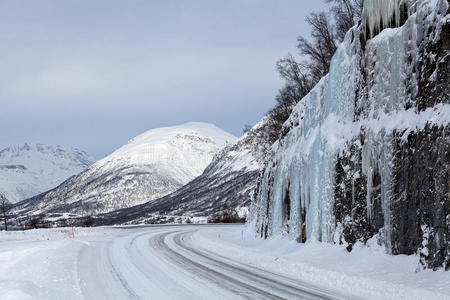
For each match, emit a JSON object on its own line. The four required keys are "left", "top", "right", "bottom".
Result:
{"left": 0, "top": 238, "right": 83, "bottom": 299}
{"left": 191, "top": 225, "right": 450, "bottom": 300}
{"left": 0, "top": 227, "right": 117, "bottom": 241}
{"left": 0, "top": 227, "right": 126, "bottom": 300}
{"left": 1, "top": 225, "right": 448, "bottom": 300}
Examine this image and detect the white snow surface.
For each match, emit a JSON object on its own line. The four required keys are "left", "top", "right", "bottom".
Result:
{"left": 206, "top": 116, "right": 270, "bottom": 176}
{"left": 100, "top": 119, "right": 268, "bottom": 224}
{"left": 0, "top": 144, "right": 95, "bottom": 203}
{"left": 0, "top": 225, "right": 448, "bottom": 300}
{"left": 196, "top": 225, "right": 450, "bottom": 300}
{"left": 11, "top": 122, "right": 236, "bottom": 218}
{"left": 92, "top": 122, "right": 236, "bottom": 186}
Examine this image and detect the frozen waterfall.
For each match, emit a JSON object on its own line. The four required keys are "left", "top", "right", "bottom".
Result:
{"left": 251, "top": 0, "right": 449, "bottom": 270}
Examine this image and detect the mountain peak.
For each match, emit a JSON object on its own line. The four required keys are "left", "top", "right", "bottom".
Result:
{"left": 12, "top": 123, "right": 236, "bottom": 217}
{"left": 0, "top": 143, "right": 95, "bottom": 203}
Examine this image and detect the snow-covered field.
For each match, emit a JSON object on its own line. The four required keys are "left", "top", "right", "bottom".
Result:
{"left": 0, "top": 225, "right": 448, "bottom": 300}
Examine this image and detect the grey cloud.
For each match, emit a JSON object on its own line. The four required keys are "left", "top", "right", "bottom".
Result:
{"left": 0, "top": 0, "right": 327, "bottom": 158}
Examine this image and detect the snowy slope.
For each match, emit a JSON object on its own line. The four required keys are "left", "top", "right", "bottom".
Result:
{"left": 0, "top": 143, "right": 94, "bottom": 203}
{"left": 92, "top": 122, "right": 235, "bottom": 184}
{"left": 93, "top": 118, "right": 271, "bottom": 225}
{"left": 11, "top": 122, "right": 235, "bottom": 220}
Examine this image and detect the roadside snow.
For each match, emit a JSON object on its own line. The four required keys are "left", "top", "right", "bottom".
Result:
{"left": 0, "top": 227, "right": 118, "bottom": 299}
{"left": 1, "top": 226, "right": 448, "bottom": 300}
{"left": 0, "top": 226, "right": 236, "bottom": 300}
{"left": 190, "top": 225, "right": 450, "bottom": 300}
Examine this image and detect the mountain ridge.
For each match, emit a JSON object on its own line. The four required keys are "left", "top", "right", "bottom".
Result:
{"left": 92, "top": 118, "right": 272, "bottom": 225}
{"left": 10, "top": 122, "right": 236, "bottom": 221}
{"left": 0, "top": 143, "right": 95, "bottom": 203}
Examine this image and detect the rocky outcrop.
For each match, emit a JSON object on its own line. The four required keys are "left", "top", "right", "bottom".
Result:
{"left": 251, "top": 0, "right": 449, "bottom": 270}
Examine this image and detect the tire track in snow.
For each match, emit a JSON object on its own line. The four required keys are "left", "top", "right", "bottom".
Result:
{"left": 77, "top": 225, "right": 348, "bottom": 299}
{"left": 106, "top": 242, "right": 140, "bottom": 299}
{"left": 149, "top": 230, "right": 283, "bottom": 299}
{"left": 174, "top": 231, "right": 348, "bottom": 300}
{"left": 151, "top": 229, "right": 342, "bottom": 299}
{"left": 77, "top": 235, "right": 140, "bottom": 300}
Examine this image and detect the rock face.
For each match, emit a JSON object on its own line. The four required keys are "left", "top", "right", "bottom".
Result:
{"left": 94, "top": 119, "right": 270, "bottom": 225}
{"left": 11, "top": 123, "right": 235, "bottom": 220}
{"left": 0, "top": 143, "right": 95, "bottom": 203}
{"left": 250, "top": 0, "right": 449, "bottom": 270}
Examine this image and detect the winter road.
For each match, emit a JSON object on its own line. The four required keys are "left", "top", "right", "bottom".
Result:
{"left": 1, "top": 225, "right": 447, "bottom": 299}
{"left": 77, "top": 225, "right": 345, "bottom": 300}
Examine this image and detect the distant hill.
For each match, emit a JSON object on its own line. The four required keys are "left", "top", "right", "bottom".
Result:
{"left": 11, "top": 122, "right": 235, "bottom": 221}
{"left": 0, "top": 143, "right": 95, "bottom": 203}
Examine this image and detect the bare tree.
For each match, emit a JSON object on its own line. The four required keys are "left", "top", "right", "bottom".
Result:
{"left": 297, "top": 12, "right": 338, "bottom": 84}
{"left": 82, "top": 216, "right": 94, "bottom": 227}
{"left": 0, "top": 193, "right": 9, "bottom": 231}
{"left": 294, "top": 1, "right": 363, "bottom": 86}
{"left": 252, "top": 0, "right": 364, "bottom": 148}
{"left": 276, "top": 54, "right": 314, "bottom": 96}
{"left": 208, "top": 202, "right": 243, "bottom": 223}
{"left": 325, "top": 0, "right": 364, "bottom": 40}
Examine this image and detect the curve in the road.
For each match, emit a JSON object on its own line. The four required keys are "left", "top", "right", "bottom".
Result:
{"left": 78, "top": 226, "right": 349, "bottom": 300}
{"left": 150, "top": 228, "right": 346, "bottom": 300}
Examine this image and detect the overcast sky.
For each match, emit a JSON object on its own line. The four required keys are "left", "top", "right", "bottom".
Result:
{"left": 0, "top": 0, "right": 326, "bottom": 158}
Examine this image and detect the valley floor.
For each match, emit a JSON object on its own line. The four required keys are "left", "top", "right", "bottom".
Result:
{"left": 0, "top": 225, "right": 448, "bottom": 300}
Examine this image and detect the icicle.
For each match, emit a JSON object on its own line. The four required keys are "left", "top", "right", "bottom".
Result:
{"left": 364, "top": 0, "right": 401, "bottom": 39}
{"left": 361, "top": 136, "right": 374, "bottom": 223}
{"left": 363, "top": 0, "right": 416, "bottom": 39}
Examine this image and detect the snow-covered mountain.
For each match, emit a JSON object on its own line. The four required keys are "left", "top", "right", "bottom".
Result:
{"left": 0, "top": 143, "right": 95, "bottom": 203}
{"left": 11, "top": 122, "right": 235, "bottom": 219}
{"left": 250, "top": 0, "right": 449, "bottom": 271}
{"left": 94, "top": 118, "right": 271, "bottom": 225}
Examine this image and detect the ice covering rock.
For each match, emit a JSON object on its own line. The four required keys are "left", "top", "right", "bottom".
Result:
{"left": 251, "top": 0, "right": 449, "bottom": 270}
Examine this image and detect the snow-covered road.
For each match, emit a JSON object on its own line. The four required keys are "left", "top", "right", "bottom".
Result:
{"left": 78, "top": 225, "right": 341, "bottom": 299}
{"left": 0, "top": 225, "right": 343, "bottom": 299}
{"left": 1, "top": 225, "right": 448, "bottom": 300}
